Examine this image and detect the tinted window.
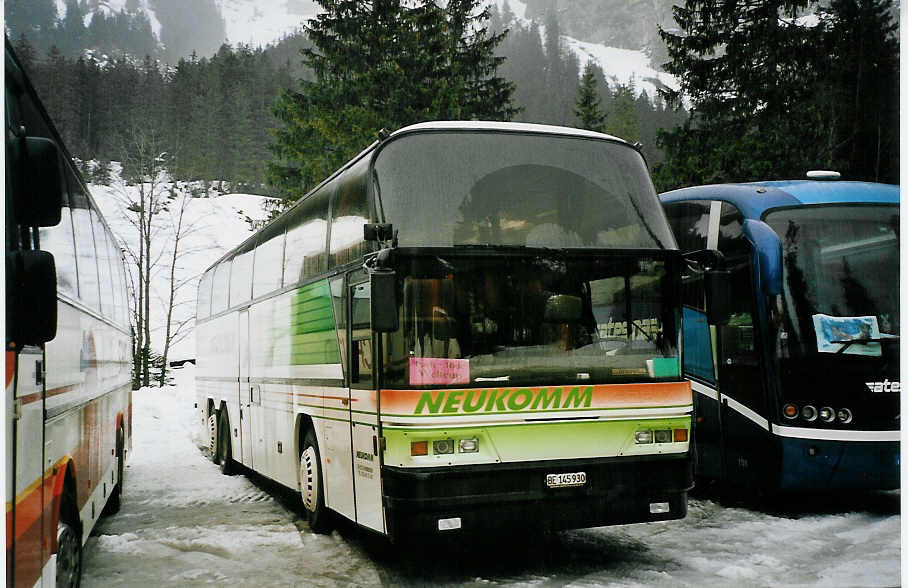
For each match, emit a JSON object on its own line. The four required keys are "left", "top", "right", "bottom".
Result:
{"left": 230, "top": 246, "right": 254, "bottom": 307}
{"left": 284, "top": 188, "right": 330, "bottom": 285}
{"left": 72, "top": 206, "right": 100, "bottom": 311}
{"left": 663, "top": 200, "right": 710, "bottom": 253}
{"left": 210, "top": 262, "right": 230, "bottom": 314}
{"left": 252, "top": 224, "right": 285, "bottom": 297}
{"left": 39, "top": 205, "right": 78, "bottom": 298}
{"left": 374, "top": 132, "right": 674, "bottom": 249}
{"left": 330, "top": 157, "right": 372, "bottom": 267}
{"left": 718, "top": 202, "right": 747, "bottom": 253}
{"left": 92, "top": 210, "right": 115, "bottom": 317}
{"left": 197, "top": 270, "right": 213, "bottom": 320}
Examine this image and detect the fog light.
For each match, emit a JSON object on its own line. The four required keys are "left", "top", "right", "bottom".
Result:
{"left": 783, "top": 403, "right": 798, "bottom": 419}
{"left": 433, "top": 439, "right": 454, "bottom": 455}
{"left": 837, "top": 407, "right": 853, "bottom": 424}
{"left": 673, "top": 429, "right": 688, "bottom": 442}
{"left": 654, "top": 429, "right": 672, "bottom": 443}
{"left": 411, "top": 441, "right": 428, "bottom": 456}
{"left": 635, "top": 430, "right": 653, "bottom": 444}
{"left": 649, "top": 502, "right": 670, "bottom": 514}
{"left": 458, "top": 438, "right": 479, "bottom": 453}
{"left": 818, "top": 406, "right": 835, "bottom": 423}
{"left": 801, "top": 405, "right": 818, "bottom": 422}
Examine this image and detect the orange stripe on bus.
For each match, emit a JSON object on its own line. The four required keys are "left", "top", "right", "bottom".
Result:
{"left": 5, "top": 351, "right": 14, "bottom": 389}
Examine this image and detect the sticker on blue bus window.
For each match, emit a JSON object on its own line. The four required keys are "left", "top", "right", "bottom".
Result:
{"left": 812, "top": 314, "right": 881, "bottom": 357}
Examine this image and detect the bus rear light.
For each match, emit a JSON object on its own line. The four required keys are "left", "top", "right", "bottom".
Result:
{"left": 673, "top": 429, "right": 688, "bottom": 442}
{"left": 837, "top": 408, "right": 853, "bottom": 424}
{"left": 411, "top": 441, "right": 428, "bottom": 456}
{"left": 634, "top": 430, "right": 653, "bottom": 444}
{"left": 801, "top": 405, "right": 818, "bottom": 422}
{"left": 433, "top": 439, "right": 454, "bottom": 455}
{"left": 458, "top": 437, "right": 479, "bottom": 453}
{"left": 783, "top": 404, "right": 798, "bottom": 419}
{"left": 818, "top": 406, "right": 835, "bottom": 423}
{"left": 654, "top": 429, "right": 672, "bottom": 443}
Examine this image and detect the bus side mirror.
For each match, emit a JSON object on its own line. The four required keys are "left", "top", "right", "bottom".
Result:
{"left": 17, "top": 136, "right": 64, "bottom": 227}
{"left": 6, "top": 250, "right": 57, "bottom": 346}
{"left": 705, "top": 268, "right": 732, "bottom": 325}
{"left": 371, "top": 270, "right": 399, "bottom": 332}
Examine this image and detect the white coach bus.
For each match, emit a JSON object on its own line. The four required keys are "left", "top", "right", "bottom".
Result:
{"left": 6, "top": 38, "right": 132, "bottom": 586}
{"left": 196, "top": 121, "right": 694, "bottom": 539}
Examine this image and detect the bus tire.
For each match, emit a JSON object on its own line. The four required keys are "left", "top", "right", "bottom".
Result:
{"left": 300, "top": 430, "right": 331, "bottom": 534}
{"left": 103, "top": 426, "right": 125, "bottom": 516}
{"left": 207, "top": 413, "right": 219, "bottom": 464}
{"left": 218, "top": 411, "right": 236, "bottom": 475}
{"left": 56, "top": 484, "right": 82, "bottom": 587}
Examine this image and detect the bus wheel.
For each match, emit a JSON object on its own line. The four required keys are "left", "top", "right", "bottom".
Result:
{"left": 103, "top": 426, "right": 125, "bottom": 515}
{"left": 300, "top": 430, "right": 331, "bottom": 534}
{"left": 207, "top": 413, "right": 219, "bottom": 464}
{"left": 218, "top": 411, "right": 236, "bottom": 475}
{"left": 56, "top": 520, "right": 82, "bottom": 587}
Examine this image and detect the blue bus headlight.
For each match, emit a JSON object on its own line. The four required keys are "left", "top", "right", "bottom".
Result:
{"left": 818, "top": 406, "right": 835, "bottom": 423}
{"left": 801, "top": 405, "right": 818, "bottom": 422}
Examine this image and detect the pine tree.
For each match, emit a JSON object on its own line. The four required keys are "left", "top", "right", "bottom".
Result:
{"left": 574, "top": 62, "right": 606, "bottom": 132}
{"left": 267, "top": 0, "right": 517, "bottom": 204}
{"left": 606, "top": 82, "right": 640, "bottom": 144}
{"left": 653, "top": 0, "right": 898, "bottom": 187}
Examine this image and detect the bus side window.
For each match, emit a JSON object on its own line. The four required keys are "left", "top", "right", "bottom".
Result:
{"left": 230, "top": 245, "right": 254, "bottom": 307}
{"left": 664, "top": 201, "right": 714, "bottom": 382}
{"left": 716, "top": 203, "right": 764, "bottom": 410}
{"left": 329, "top": 157, "right": 373, "bottom": 269}
{"left": 39, "top": 204, "right": 78, "bottom": 298}
{"left": 91, "top": 209, "right": 115, "bottom": 317}
{"left": 284, "top": 187, "right": 330, "bottom": 285}
{"left": 210, "top": 261, "right": 230, "bottom": 315}
{"left": 252, "top": 223, "right": 285, "bottom": 298}
{"left": 71, "top": 198, "right": 101, "bottom": 312}
{"left": 350, "top": 281, "right": 373, "bottom": 387}
{"left": 197, "top": 271, "right": 213, "bottom": 320}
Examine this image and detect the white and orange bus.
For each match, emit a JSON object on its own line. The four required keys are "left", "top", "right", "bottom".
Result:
{"left": 196, "top": 121, "right": 694, "bottom": 540}
{"left": 5, "top": 39, "right": 132, "bottom": 586}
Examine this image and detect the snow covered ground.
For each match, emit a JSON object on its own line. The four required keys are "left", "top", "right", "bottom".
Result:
{"left": 82, "top": 366, "right": 900, "bottom": 587}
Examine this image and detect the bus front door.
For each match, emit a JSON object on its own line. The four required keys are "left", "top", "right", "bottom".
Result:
{"left": 239, "top": 310, "right": 253, "bottom": 468}
{"left": 349, "top": 279, "right": 383, "bottom": 532}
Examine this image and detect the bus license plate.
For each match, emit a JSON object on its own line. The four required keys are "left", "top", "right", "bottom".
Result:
{"left": 545, "top": 472, "right": 587, "bottom": 488}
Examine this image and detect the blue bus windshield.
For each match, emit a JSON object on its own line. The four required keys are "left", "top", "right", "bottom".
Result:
{"left": 764, "top": 204, "right": 899, "bottom": 358}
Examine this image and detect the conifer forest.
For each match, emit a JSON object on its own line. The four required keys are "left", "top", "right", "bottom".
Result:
{"left": 5, "top": 0, "right": 899, "bottom": 201}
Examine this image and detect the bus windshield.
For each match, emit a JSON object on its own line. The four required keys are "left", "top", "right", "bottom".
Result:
{"left": 764, "top": 205, "right": 899, "bottom": 358}
{"left": 382, "top": 252, "right": 680, "bottom": 388}
{"left": 373, "top": 131, "right": 674, "bottom": 249}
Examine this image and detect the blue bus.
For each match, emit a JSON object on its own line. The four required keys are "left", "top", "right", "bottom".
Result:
{"left": 661, "top": 178, "right": 899, "bottom": 490}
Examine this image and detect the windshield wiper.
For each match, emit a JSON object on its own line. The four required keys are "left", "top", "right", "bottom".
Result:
{"left": 831, "top": 335, "right": 900, "bottom": 354}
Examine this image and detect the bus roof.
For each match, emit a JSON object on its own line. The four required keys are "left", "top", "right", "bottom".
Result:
{"left": 660, "top": 180, "right": 899, "bottom": 219}
{"left": 391, "top": 120, "right": 628, "bottom": 144}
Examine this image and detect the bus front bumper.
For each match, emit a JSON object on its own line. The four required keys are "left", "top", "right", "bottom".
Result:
{"left": 381, "top": 453, "right": 693, "bottom": 538}
{"left": 778, "top": 437, "right": 900, "bottom": 490}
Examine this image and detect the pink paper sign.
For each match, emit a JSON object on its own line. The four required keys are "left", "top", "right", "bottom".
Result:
{"left": 409, "top": 357, "right": 470, "bottom": 386}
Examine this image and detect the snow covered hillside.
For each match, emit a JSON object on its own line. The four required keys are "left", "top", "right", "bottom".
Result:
{"left": 90, "top": 169, "right": 272, "bottom": 362}
{"left": 56, "top": 0, "right": 675, "bottom": 98}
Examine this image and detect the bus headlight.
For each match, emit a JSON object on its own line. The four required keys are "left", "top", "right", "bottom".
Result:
{"left": 654, "top": 429, "right": 672, "bottom": 443}
{"left": 801, "top": 405, "right": 818, "bottom": 422}
{"left": 818, "top": 406, "right": 835, "bottom": 423}
{"left": 635, "top": 430, "right": 653, "bottom": 444}
{"left": 458, "top": 438, "right": 479, "bottom": 453}
{"left": 837, "top": 408, "right": 853, "bottom": 424}
{"left": 782, "top": 404, "right": 798, "bottom": 419}
{"left": 433, "top": 439, "right": 454, "bottom": 455}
